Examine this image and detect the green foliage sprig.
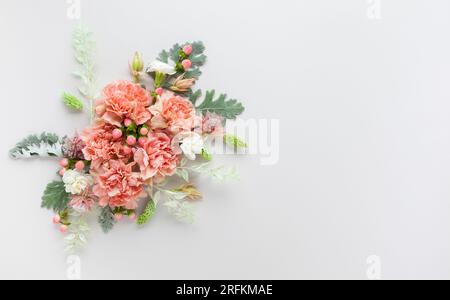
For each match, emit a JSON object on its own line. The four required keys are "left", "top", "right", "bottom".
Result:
{"left": 41, "top": 181, "right": 71, "bottom": 213}
{"left": 98, "top": 206, "right": 116, "bottom": 233}
{"left": 72, "top": 24, "right": 97, "bottom": 122}
{"left": 194, "top": 90, "right": 245, "bottom": 119}
{"left": 157, "top": 41, "right": 206, "bottom": 80}
{"left": 10, "top": 132, "right": 64, "bottom": 159}
{"left": 62, "top": 92, "right": 84, "bottom": 111}
{"left": 137, "top": 198, "right": 156, "bottom": 225}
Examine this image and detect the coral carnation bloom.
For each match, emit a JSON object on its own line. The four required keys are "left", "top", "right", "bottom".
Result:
{"left": 134, "top": 132, "right": 178, "bottom": 181}
{"left": 95, "top": 81, "right": 151, "bottom": 127}
{"left": 93, "top": 160, "right": 144, "bottom": 209}
{"left": 149, "top": 91, "right": 195, "bottom": 134}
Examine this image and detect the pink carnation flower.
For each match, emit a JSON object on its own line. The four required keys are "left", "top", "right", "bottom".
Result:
{"left": 81, "top": 121, "right": 131, "bottom": 170}
{"left": 92, "top": 160, "right": 144, "bottom": 209}
{"left": 134, "top": 132, "right": 179, "bottom": 181}
{"left": 149, "top": 91, "right": 195, "bottom": 133}
{"left": 95, "top": 81, "right": 151, "bottom": 127}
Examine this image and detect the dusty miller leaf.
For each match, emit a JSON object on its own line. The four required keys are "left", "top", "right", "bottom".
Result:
{"left": 98, "top": 206, "right": 115, "bottom": 233}
{"left": 189, "top": 90, "right": 202, "bottom": 106}
{"left": 156, "top": 41, "right": 206, "bottom": 81}
{"left": 41, "top": 181, "right": 70, "bottom": 213}
{"left": 196, "top": 90, "right": 245, "bottom": 119}
{"left": 10, "top": 132, "right": 63, "bottom": 159}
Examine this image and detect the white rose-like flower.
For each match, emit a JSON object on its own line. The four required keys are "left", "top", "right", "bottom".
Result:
{"left": 180, "top": 133, "right": 204, "bottom": 160}
{"left": 62, "top": 170, "right": 93, "bottom": 195}
{"left": 147, "top": 59, "right": 177, "bottom": 75}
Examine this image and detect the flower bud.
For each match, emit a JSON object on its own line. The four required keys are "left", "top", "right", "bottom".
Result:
{"left": 75, "top": 161, "right": 85, "bottom": 171}
{"left": 140, "top": 127, "right": 149, "bottom": 136}
{"left": 131, "top": 52, "right": 144, "bottom": 73}
{"left": 130, "top": 52, "right": 144, "bottom": 82}
{"left": 127, "top": 135, "right": 137, "bottom": 146}
{"left": 124, "top": 118, "right": 133, "bottom": 127}
{"left": 181, "top": 59, "right": 192, "bottom": 70}
{"left": 171, "top": 75, "right": 196, "bottom": 92}
{"left": 52, "top": 215, "right": 61, "bottom": 224}
{"left": 183, "top": 44, "right": 193, "bottom": 56}
{"left": 59, "top": 225, "right": 68, "bottom": 234}
{"left": 112, "top": 128, "right": 123, "bottom": 140}
{"left": 174, "top": 184, "right": 202, "bottom": 200}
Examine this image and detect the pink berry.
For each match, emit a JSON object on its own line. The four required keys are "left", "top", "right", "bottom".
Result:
{"left": 114, "top": 214, "right": 123, "bottom": 222}
{"left": 140, "top": 127, "right": 149, "bottom": 136}
{"left": 183, "top": 45, "right": 193, "bottom": 55}
{"left": 112, "top": 128, "right": 123, "bottom": 140}
{"left": 75, "top": 161, "right": 85, "bottom": 171}
{"left": 52, "top": 215, "right": 61, "bottom": 224}
{"left": 59, "top": 225, "right": 68, "bottom": 234}
{"left": 138, "top": 137, "right": 147, "bottom": 147}
{"left": 123, "top": 145, "right": 132, "bottom": 155}
{"left": 129, "top": 213, "right": 137, "bottom": 221}
{"left": 59, "top": 168, "right": 66, "bottom": 176}
{"left": 155, "top": 87, "right": 164, "bottom": 96}
{"left": 59, "top": 158, "right": 69, "bottom": 167}
{"left": 124, "top": 118, "right": 133, "bottom": 127}
{"left": 127, "top": 136, "right": 136, "bottom": 146}
{"left": 181, "top": 59, "right": 192, "bottom": 70}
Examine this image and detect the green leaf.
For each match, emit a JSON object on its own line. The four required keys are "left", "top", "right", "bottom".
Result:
{"left": 72, "top": 24, "right": 97, "bottom": 122}
{"left": 189, "top": 90, "right": 202, "bottom": 106}
{"left": 224, "top": 134, "right": 248, "bottom": 149}
{"left": 201, "top": 149, "right": 213, "bottom": 161}
{"left": 196, "top": 90, "right": 245, "bottom": 119}
{"left": 41, "top": 181, "right": 70, "bottom": 213}
{"left": 62, "top": 92, "right": 83, "bottom": 111}
{"left": 156, "top": 41, "right": 206, "bottom": 80}
{"left": 176, "top": 168, "right": 190, "bottom": 182}
{"left": 158, "top": 50, "right": 170, "bottom": 63}
{"left": 184, "top": 68, "right": 202, "bottom": 79}
{"left": 137, "top": 198, "right": 156, "bottom": 225}
{"left": 10, "top": 132, "right": 63, "bottom": 159}
{"left": 98, "top": 206, "right": 116, "bottom": 233}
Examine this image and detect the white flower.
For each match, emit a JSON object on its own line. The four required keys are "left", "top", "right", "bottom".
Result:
{"left": 180, "top": 133, "right": 204, "bottom": 160}
{"left": 147, "top": 59, "right": 177, "bottom": 75}
{"left": 63, "top": 170, "right": 93, "bottom": 195}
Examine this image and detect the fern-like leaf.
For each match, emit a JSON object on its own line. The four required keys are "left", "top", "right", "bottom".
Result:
{"left": 156, "top": 41, "right": 206, "bottom": 80}
{"left": 196, "top": 90, "right": 245, "bottom": 119}
{"left": 98, "top": 206, "right": 116, "bottom": 233}
{"left": 10, "top": 132, "right": 63, "bottom": 159}
{"left": 41, "top": 181, "right": 71, "bottom": 213}
{"left": 72, "top": 24, "right": 97, "bottom": 121}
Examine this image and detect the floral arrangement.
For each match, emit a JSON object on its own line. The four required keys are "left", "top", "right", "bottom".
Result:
{"left": 9, "top": 25, "right": 246, "bottom": 252}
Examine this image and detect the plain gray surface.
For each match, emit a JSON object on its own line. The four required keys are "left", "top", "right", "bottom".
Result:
{"left": 1, "top": 0, "right": 450, "bottom": 279}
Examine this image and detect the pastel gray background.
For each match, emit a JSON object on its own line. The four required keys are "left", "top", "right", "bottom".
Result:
{"left": 1, "top": 0, "right": 450, "bottom": 280}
